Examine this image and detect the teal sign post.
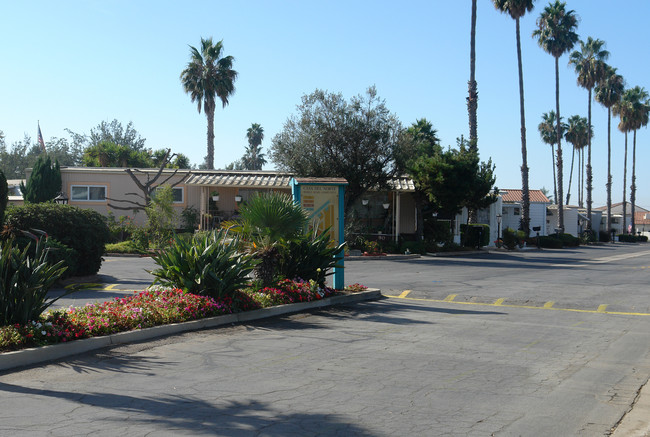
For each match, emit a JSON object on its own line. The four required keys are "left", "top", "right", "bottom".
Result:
{"left": 291, "top": 177, "right": 347, "bottom": 290}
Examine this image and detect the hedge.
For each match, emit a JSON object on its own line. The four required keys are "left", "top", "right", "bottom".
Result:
{"left": 5, "top": 204, "right": 110, "bottom": 276}
{"left": 460, "top": 224, "right": 490, "bottom": 248}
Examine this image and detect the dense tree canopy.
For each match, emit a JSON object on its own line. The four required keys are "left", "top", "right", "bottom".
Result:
{"left": 270, "top": 86, "right": 403, "bottom": 208}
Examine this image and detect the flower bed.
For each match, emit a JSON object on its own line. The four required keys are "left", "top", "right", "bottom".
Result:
{"left": 0, "top": 280, "right": 365, "bottom": 353}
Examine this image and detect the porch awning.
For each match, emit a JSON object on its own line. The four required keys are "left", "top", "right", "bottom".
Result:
{"left": 185, "top": 171, "right": 294, "bottom": 188}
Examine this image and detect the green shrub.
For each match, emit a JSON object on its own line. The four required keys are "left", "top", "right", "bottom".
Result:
{"left": 502, "top": 227, "right": 521, "bottom": 250}
{"left": 580, "top": 230, "right": 597, "bottom": 244}
{"left": 43, "top": 238, "right": 78, "bottom": 279}
{"left": 181, "top": 206, "right": 200, "bottom": 233}
{"left": 557, "top": 233, "right": 579, "bottom": 247}
{"left": 0, "top": 234, "right": 69, "bottom": 325}
{"left": 401, "top": 240, "right": 426, "bottom": 254}
{"left": 537, "top": 235, "right": 563, "bottom": 248}
{"left": 105, "top": 240, "right": 147, "bottom": 255}
{"left": 146, "top": 184, "right": 176, "bottom": 249}
{"left": 460, "top": 224, "right": 490, "bottom": 248}
{"left": 20, "top": 155, "right": 61, "bottom": 203}
{"left": 618, "top": 234, "right": 648, "bottom": 243}
{"left": 276, "top": 230, "right": 345, "bottom": 286}
{"left": 4, "top": 204, "right": 110, "bottom": 276}
{"left": 151, "top": 229, "right": 258, "bottom": 300}
{"left": 599, "top": 230, "right": 611, "bottom": 242}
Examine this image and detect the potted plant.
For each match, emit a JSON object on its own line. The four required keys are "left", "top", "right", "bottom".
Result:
{"left": 234, "top": 195, "right": 242, "bottom": 202}
{"left": 211, "top": 191, "right": 219, "bottom": 201}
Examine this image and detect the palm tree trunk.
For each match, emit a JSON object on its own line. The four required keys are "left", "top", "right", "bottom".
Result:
{"left": 580, "top": 147, "right": 584, "bottom": 207}
{"left": 623, "top": 131, "right": 628, "bottom": 233}
{"left": 551, "top": 144, "right": 557, "bottom": 204}
{"left": 586, "top": 88, "right": 593, "bottom": 230}
{"left": 206, "top": 107, "right": 216, "bottom": 169}
{"left": 555, "top": 57, "right": 564, "bottom": 231}
{"left": 466, "top": 0, "right": 478, "bottom": 224}
{"left": 606, "top": 107, "right": 612, "bottom": 234}
{"left": 566, "top": 146, "right": 575, "bottom": 205}
{"left": 468, "top": 0, "right": 478, "bottom": 151}
{"left": 516, "top": 17, "right": 530, "bottom": 237}
{"left": 631, "top": 129, "right": 637, "bottom": 234}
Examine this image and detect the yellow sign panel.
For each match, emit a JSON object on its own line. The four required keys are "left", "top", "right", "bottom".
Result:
{"left": 300, "top": 185, "right": 339, "bottom": 245}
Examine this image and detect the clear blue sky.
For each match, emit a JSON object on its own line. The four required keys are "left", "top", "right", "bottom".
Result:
{"left": 1, "top": 1, "right": 649, "bottom": 207}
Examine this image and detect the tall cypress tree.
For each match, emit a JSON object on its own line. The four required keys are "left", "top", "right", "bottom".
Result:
{"left": 0, "top": 169, "right": 8, "bottom": 224}
{"left": 20, "top": 155, "right": 61, "bottom": 203}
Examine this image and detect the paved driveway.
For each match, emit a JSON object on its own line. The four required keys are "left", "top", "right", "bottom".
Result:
{"left": 21, "top": 244, "right": 650, "bottom": 435}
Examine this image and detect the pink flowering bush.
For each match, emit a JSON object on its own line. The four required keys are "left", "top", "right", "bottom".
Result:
{"left": 0, "top": 281, "right": 366, "bottom": 352}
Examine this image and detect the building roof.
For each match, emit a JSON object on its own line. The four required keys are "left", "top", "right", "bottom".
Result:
{"left": 635, "top": 211, "right": 650, "bottom": 225}
{"left": 500, "top": 189, "right": 550, "bottom": 203}
{"left": 186, "top": 171, "right": 295, "bottom": 188}
{"left": 594, "top": 202, "right": 650, "bottom": 213}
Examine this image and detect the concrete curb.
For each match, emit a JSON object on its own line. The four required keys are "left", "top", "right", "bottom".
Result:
{"left": 0, "top": 289, "right": 381, "bottom": 373}
{"left": 345, "top": 254, "right": 421, "bottom": 261}
{"left": 611, "top": 377, "right": 650, "bottom": 436}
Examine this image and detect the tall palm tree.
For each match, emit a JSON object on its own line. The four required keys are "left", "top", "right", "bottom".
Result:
{"left": 569, "top": 37, "right": 609, "bottom": 230}
{"left": 181, "top": 37, "right": 238, "bottom": 170}
{"left": 564, "top": 115, "right": 591, "bottom": 205}
{"left": 468, "top": 0, "right": 478, "bottom": 152}
{"left": 533, "top": 0, "right": 579, "bottom": 231}
{"left": 626, "top": 87, "right": 650, "bottom": 233}
{"left": 538, "top": 110, "right": 566, "bottom": 204}
{"left": 242, "top": 123, "right": 267, "bottom": 170}
{"left": 613, "top": 89, "right": 634, "bottom": 233}
{"left": 493, "top": 0, "right": 535, "bottom": 236}
{"left": 595, "top": 65, "right": 625, "bottom": 233}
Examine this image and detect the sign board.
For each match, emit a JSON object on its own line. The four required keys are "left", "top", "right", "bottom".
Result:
{"left": 292, "top": 178, "right": 347, "bottom": 289}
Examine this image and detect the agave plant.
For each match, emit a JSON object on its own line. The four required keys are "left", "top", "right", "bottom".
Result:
{"left": 0, "top": 232, "right": 69, "bottom": 325}
{"left": 150, "top": 229, "right": 257, "bottom": 299}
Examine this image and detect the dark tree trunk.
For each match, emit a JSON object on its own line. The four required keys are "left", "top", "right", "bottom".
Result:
{"left": 555, "top": 57, "right": 565, "bottom": 231}
{"left": 566, "top": 146, "right": 575, "bottom": 205}
{"left": 606, "top": 107, "right": 612, "bottom": 234}
{"left": 206, "top": 106, "right": 215, "bottom": 170}
{"left": 516, "top": 17, "right": 530, "bottom": 237}
{"left": 631, "top": 129, "right": 637, "bottom": 234}
{"left": 586, "top": 88, "right": 593, "bottom": 230}
{"left": 623, "top": 131, "right": 628, "bottom": 233}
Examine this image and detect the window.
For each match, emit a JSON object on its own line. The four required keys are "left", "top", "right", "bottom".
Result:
{"left": 152, "top": 186, "right": 184, "bottom": 203}
{"left": 513, "top": 207, "right": 520, "bottom": 216}
{"left": 71, "top": 185, "right": 106, "bottom": 201}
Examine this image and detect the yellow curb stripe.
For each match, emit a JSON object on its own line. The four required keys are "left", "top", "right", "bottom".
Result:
{"left": 494, "top": 298, "right": 505, "bottom": 306}
{"left": 398, "top": 290, "right": 412, "bottom": 298}
{"left": 544, "top": 301, "right": 555, "bottom": 309}
{"left": 443, "top": 294, "right": 457, "bottom": 302}
{"left": 597, "top": 304, "right": 608, "bottom": 313}
{"left": 383, "top": 294, "right": 650, "bottom": 317}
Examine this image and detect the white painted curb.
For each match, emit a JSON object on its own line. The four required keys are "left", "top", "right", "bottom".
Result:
{"left": 0, "top": 289, "right": 381, "bottom": 372}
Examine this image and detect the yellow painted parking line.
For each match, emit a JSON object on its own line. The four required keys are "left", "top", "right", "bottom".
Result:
{"left": 398, "top": 290, "right": 412, "bottom": 298}
{"left": 64, "top": 283, "right": 104, "bottom": 290}
{"left": 522, "top": 340, "right": 540, "bottom": 350}
{"left": 544, "top": 301, "right": 555, "bottom": 309}
{"left": 572, "top": 321, "right": 585, "bottom": 327}
{"left": 443, "top": 294, "right": 457, "bottom": 302}
{"left": 494, "top": 298, "right": 505, "bottom": 306}
{"left": 383, "top": 294, "right": 650, "bottom": 317}
{"left": 104, "top": 284, "right": 118, "bottom": 290}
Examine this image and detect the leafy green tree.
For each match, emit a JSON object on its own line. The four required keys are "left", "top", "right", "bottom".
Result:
{"left": 493, "top": 0, "right": 535, "bottom": 236}
{"left": 0, "top": 169, "right": 7, "bottom": 224}
{"left": 538, "top": 110, "right": 566, "bottom": 204}
{"left": 20, "top": 155, "right": 61, "bottom": 203}
{"left": 564, "top": 115, "right": 591, "bottom": 205}
{"left": 533, "top": 0, "right": 579, "bottom": 231}
{"left": 146, "top": 184, "right": 176, "bottom": 248}
{"left": 181, "top": 37, "right": 238, "bottom": 169}
{"left": 270, "top": 86, "right": 403, "bottom": 210}
{"left": 595, "top": 65, "right": 625, "bottom": 231}
{"left": 0, "top": 135, "right": 42, "bottom": 179}
{"left": 66, "top": 119, "right": 146, "bottom": 152}
{"left": 569, "top": 37, "right": 609, "bottom": 229}
{"left": 241, "top": 123, "right": 267, "bottom": 170}
{"left": 409, "top": 141, "right": 497, "bottom": 219}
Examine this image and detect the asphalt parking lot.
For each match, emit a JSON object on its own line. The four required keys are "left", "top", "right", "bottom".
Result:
{"left": 28, "top": 245, "right": 650, "bottom": 435}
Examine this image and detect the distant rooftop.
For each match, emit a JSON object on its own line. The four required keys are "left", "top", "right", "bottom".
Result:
{"left": 500, "top": 189, "right": 550, "bottom": 203}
